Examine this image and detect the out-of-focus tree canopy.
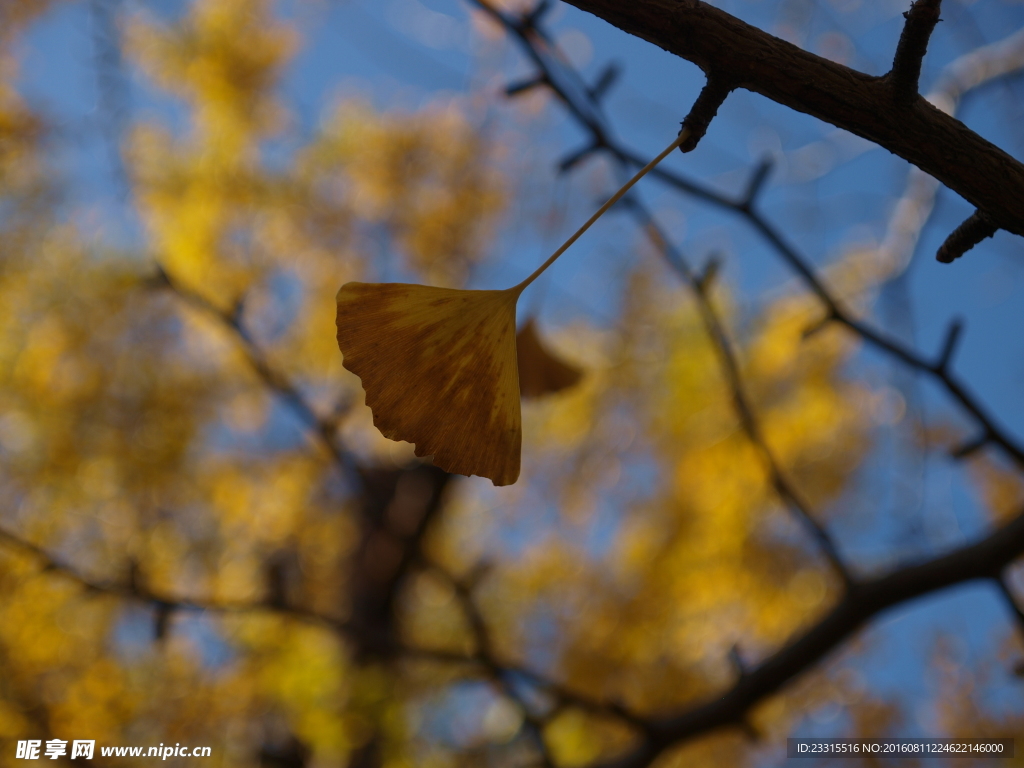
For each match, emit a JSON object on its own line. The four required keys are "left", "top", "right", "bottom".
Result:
{"left": 1, "top": 0, "right": 1024, "bottom": 766}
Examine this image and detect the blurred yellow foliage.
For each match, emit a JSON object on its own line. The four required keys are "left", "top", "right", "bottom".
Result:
{"left": 1, "top": 0, "right": 1011, "bottom": 766}
{"left": 310, "top": 99, "right": 504, "bottom": 285}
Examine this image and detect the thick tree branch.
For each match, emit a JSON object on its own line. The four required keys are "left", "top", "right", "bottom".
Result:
{"left": 561, "top": 0, "right": 1024, "bottom": 239}
{"left": 880, "top": 26, "right": 1024, "bottom": 273}
{"left": 349, "top": 466, "right": 451, "bottom": 660}
{"left": 597, "top": 506, "right": 1024, "bottom": 768}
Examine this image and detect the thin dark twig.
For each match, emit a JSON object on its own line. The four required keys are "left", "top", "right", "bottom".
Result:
{"left": 0, "top": 522, "right": 351, "bottom": 633}
{"left": 423, "top": 559, "right": 652, "bottom": 733}
{"left": 632, "top": 204, "right": 853, "bottom": 586}
{"left": 950, "top": 432, "right": 990, "bottom": 459}
{"left": 936, "top": 209, "right": 998, "bottom": 263}
{"left": 996, "top": 572, "right": 1024, "bottom": 636}
{"left": 890, "top": 0, "right": 943, "bottom": 103}
{"left": 936, "top": 318, "right": 964, "bottom": 373}
{"left": 440, "top": 564, "right": 562, "bottom": 767}
{"left": 147, "top": 265, "right": 362, "bottom": 485}
{"left": 0, "top": 520, "right": 614, "bottom": 695}
{"left": 618, "top": 114, "right": 1024, "bottom": 471}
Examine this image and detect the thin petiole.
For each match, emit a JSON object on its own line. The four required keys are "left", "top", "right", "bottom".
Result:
{"left": 513, "top": 128, "right": 691, "bottom": 294}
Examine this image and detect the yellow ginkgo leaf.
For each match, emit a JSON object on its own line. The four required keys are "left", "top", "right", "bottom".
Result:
{"left": 516, "top": 319, "right": 582, "bottom": 398}
{"left": 336, "top": 130, "right": 687, "bottom": 486}
{"left": 336, "top": 282, "right": 522, "bottom": 486}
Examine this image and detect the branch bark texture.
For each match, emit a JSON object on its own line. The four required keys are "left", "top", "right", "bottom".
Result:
{"left": 561, "top": 0, "right": 1024, "bottom": 238}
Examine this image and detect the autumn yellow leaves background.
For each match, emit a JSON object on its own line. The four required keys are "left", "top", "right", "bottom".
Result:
{"left": 1, "top": 0, "right": 1022, "bottom": 766}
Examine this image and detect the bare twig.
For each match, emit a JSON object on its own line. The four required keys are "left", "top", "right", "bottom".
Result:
{"left": 0, "top": 522, "right": 351, "bottom": 633}
{"left": 631, "top": 205, "right": 853, "bottom": 586}
{"left": 889, "top": 0, "right": 943, "bottom": 103}
{"left": 936, "top": 210, "right": 998, "bottom": 263}
{"left": 678, "top": 77, "right": 733, "bottom": 153}
{"left": 935, "top": 318, "right": 963, "bottom": 373}
{"left": 0, "top": 519, "right": 599, "bottom": 696}
{"left": 443, "top": 569, "right": 559, "bottom": 767}
{"left": 146, "top": 265, "right": 362, "bottom": 485}
{"left": 949, "top": 432, "right": 990, "bottom": 460}
{"left": 996, "top": 572, "right": 1024, "bottom": 637}
{"left": 423, "top": 558, "right": 652, "bottom": 733}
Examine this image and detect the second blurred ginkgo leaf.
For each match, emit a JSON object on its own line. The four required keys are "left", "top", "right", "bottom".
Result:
{"left": 516, "top": 318, "right": 582, "bottom": 398}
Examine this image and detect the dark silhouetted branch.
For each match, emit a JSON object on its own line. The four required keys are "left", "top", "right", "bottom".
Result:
{"left": 0, "top": 522, "right": 352, "bottom": 635}
{"left": 696, "top": 253, "right": 721, "bottom": 292}
{"left": 740, "top": 157, "right": 774, "bottom": 209}
{"left": 630, "top": 156, "right": 1024, "bottom": 469}
{"left": 801, "top": 312, "right": 836, "bottom": 340}
{"left": 950, "top": 432, "right": 990, "bottom": 459}
{"left": 153, "top": 601, "right": 174, "bottom": 642}
{"left": 996, "top": 572, "right": 1024, "bottom": 637}
{"left": 936, "top": 209, "right": 998, "bottom": 263}
{"left": 889, "top": 0, "right": 943, "bottom": 103}
{"left": 596, "top": 506, "right": 1024, "bottom": 768}
{"left": 589, "top": 61, "right": 621, "bottom": 102}
{"left": 679, "top": 76, "right": 733, "bottom": 152}
{"left": 936, "top": 318, "right": 963, "bottom": 373}
{"left": 560, "top": 0, "right": 1024, "bottom": 238}
{"left": 147, "top": 265, "right": 361, "bottom": 484}
{"left": 506, "top": 73, "right": 549, "bottom": 97}
{"left": 559, "top": 139, "right": 604, "bottom": 172}
{"left": 424, "top": 557, "right": 652, "bottom": 734}
{"left": 636, "top": 208, "right": 854, "bottom": 587}
{"left": 523, "top": 0, "right": 553, "bottom": 29}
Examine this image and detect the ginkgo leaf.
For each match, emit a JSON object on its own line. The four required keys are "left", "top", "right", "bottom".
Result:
{"left": 516, "top": 319, "right": 582, "bottom": 398}
{"left": 335, "top": 131, "right": 687, "bottom": 487}
{"left": 336, "top": 282, "right": 522, "bottom": 486}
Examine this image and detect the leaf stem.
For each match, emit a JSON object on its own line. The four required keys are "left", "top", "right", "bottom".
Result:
{"left": 513, "top": 128, "right": 690, "bottom": 293}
